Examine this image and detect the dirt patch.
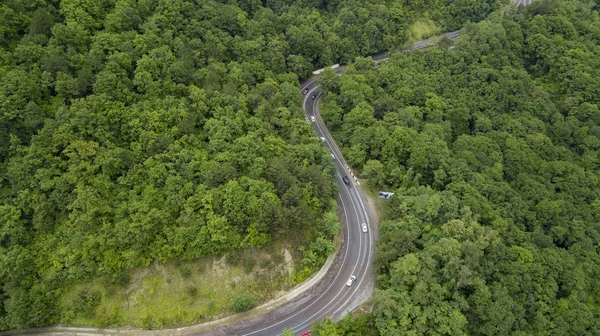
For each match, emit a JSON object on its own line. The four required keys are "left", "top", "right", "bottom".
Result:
{"left": 126, "top": 267, "right": 150, "bottom": 296}
{"left": 212, "top": 255, "right": 229, "bottom": 277}
{"left": 282, "top": 249, "right": 293, "bottom": 276}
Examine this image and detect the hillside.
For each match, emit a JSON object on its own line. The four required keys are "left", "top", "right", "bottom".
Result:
{"left": 0, "top": 0, "right": 499, "bottom": 330}
{"left": 316, "top": 0, "right": 600, "bottom": 334}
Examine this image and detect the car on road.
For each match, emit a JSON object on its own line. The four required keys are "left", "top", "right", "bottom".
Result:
{"left": 319, "top": 136, "right": 326, "bottom": 142}
{"left": 331, "top": 153, "right": 335, "bottom": 160}
{"left": 362, "top": 223, "right": 368, "bottom": 232}
{"left": 311, "top": 94, "right": 316, "bottom": 100}
{"left": 301, "top": 331, "right": 312, "bottom": 336}
{"left": 346, "top": 275, "right": 356, "bottom": 287}
{"left": 310, "top": 115, "right": 316, "bottom": 122}
{"left": 376, "top": 60, "right": 381, "bottom": 66}
{"left": 342, "top": 176, "right": 350, "bottom": 185}
{"left": 302, "top": 88, "right": 308, "bottom": 95}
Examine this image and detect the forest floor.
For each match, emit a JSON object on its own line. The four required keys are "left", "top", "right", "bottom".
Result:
{"left": 59, "top": 239, "right": 303, "bottom": 329}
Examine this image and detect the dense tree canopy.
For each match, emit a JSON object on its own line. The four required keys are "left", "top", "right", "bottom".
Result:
{"left": 316, "top": 0, "right": 600, "bottom": 334}
{"left": 0, "top": 0, "right": 498, "bottom": 330}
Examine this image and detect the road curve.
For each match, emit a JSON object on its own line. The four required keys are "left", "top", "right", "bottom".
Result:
{"left": 195, "top": 77, "right": 378, "bottom": 336}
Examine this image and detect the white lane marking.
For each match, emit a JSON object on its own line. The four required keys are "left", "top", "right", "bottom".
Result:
{"left": 313, "top": 90, "right": 375, "bottom": 279}
{"left": 329, "top": 187, "right": 374, "bottom": 318}
{"left": 291, "top": 181, "right": 373, "bottom": 332}
{"left": 242, "top": 185, "right": 353, "bottom": 335}
{"left": 302, "top": 86, "right": 320, "bottom": 111}
{"left": 296, "top": 93, "right": 375, "bottom": 325}
{"left": 288, "top": 170, "right": 365, "bottom": 332}
{"left": 275, "top": 92, "right": 371, "bottom": 335}
{"left": 310, "top": 77, "right": 377, "bottom": 239}
{"left": 301, "top": 30, "right": 463, "bottom": 94}
{"left": 313, "top": 99, "right": 354, "bottom": 182}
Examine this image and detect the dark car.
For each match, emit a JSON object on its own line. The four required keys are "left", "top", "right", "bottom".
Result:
{"left": 342, "top": 176, "right": 351, "bottom": 185}
{"left": 376, "top": 60, "right": 382, "bottom": 66}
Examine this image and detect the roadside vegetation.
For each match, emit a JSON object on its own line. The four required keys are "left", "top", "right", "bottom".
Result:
{"left": 56, "top": 204, "right": 337, "bottom": 328}
{"left": 59, "top": 239, "right": 294, "bottom": 328}
{"left": 316, "top": 0, "right": 600, "bottom": 334}
{"left": 0, "top": 0, "right": 497, "bottom": 331}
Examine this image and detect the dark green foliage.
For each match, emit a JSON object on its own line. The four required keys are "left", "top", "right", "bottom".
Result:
{"left": 318, "top": 0, "right": 600, "bottom": 334}
{"left": 232, "top": 295, "right": 254, "bottom": 312}
{"left": 73, "top": 290, "right": 101, "bottom": 319}
{"left": 0, "top": 0, "right": 498, "bottom": 330}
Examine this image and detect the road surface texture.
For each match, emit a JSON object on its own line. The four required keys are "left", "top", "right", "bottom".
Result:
{"left": 1, "top": 3, "right": 534, "bottom": 333}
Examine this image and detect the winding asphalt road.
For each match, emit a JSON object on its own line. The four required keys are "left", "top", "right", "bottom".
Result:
{"left": 0, "top": 11, "right": 534, "bottom": 334}
{"left": 0, "top": 32, "right": 456, "bottom": 336}
{"left": 195, "top": 31, "right": 465, "bottom": 336}
{"left": 198, "top": 76, "right": 379, "bottom": 336}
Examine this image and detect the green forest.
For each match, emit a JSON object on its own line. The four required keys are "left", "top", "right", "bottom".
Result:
{"left": 315, "top": 0, "right": 600, "bottom": 334}
{"left": 0, "top": 0, "right": 497, "bottom": 330}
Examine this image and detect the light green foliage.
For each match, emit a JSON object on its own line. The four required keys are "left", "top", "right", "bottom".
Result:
{"left": 312, "top": 317, "right": 340, "bottom": 336}
{"left": 339, "top": 314, "right": 379, "bottom": 336}
{"left": 362, "top": 160, "right": 385, "bottom": 188}
{"left": 311, "top": 315, "right": 380, "bottom": 336}
{"left": 72, "top": 289, "right": 101, "bottom": 319}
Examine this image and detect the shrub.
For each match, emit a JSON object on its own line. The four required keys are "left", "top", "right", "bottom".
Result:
{"left": 73, "top": 289, "right": 101, "bottom": 318}
{"left": 232, "top": 295, "right": 254, "bottom": 312}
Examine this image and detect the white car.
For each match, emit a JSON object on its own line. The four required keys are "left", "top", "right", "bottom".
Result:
{"left": 319, "top": 136, "right": 326, "bottom": 142}
{"left": 310, "top": 115, "right": 316, "bottom": 122}
{"left": 346, "top": 275, "right": 356, "bottom": 287}
{"left": 331, "top": 153, "right": 335, "bottom": 160}
{"left": 361, "top": 223, "right": 368, "bottom": 233}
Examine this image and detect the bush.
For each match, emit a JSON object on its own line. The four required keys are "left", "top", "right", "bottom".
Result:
{"left": 232, "top": 295, "right": 254, "bottom": 312}
{"left": 73, "top": 289, "right": 101, "bottom": 318}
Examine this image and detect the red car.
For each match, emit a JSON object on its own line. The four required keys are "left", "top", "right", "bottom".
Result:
{"left": 301, "top": 332, "right": 312, "bottom": 336}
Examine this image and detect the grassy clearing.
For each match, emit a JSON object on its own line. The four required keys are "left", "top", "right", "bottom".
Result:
{"left": 407, "top": 19, "right": 440, "bottom": 42}
{"left": 59, "top": 240, "right": 300, "bottom": 329}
